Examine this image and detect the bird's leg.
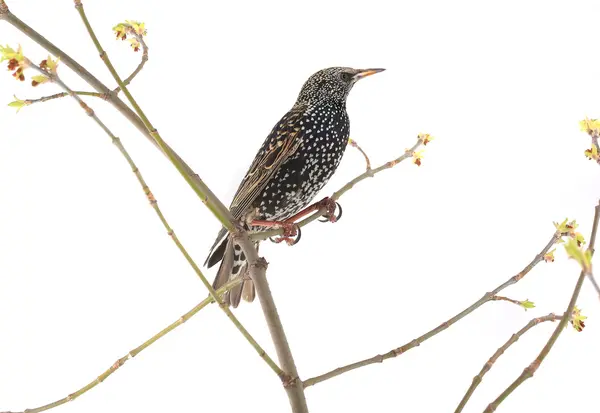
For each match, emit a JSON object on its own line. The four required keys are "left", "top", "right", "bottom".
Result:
{"left": 251, "top": 197, "right": 342, "bottom": 245}
{"left": 251, "top": 219, "right": 301, "bottom": 246}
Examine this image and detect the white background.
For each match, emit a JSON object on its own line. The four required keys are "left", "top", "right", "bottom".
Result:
{"left": 1, "top": 1, "right": 599, "bottom": 412}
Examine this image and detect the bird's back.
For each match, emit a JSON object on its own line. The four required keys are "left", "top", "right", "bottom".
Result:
{"left": 252, "top": 102, "right": 350, "bottom": 221}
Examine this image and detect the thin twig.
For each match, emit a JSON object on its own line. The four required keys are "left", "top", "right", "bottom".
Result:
{"left": 22, "top": 90, "right": 105, "bottom": 105}
{"left": 483, "top": 202, "right": 600, "bottom": 412}
{"left": 454, "top": 313, "right": 562, "bottom": 413}
{"left": 113, "top": 25, "right": 148, "bottom": 94}
{"left": 25, "top": 59, "right": 283, "bottom": 379}
{"left": 348, "top": 138, "right": 371, "bottom": 170}
{"left": 490, "top": 295, "right": 531, "bottom": 309}
{"left": 251, "top": 136, "right": 426, "bottom": 241}
{"left": 302, "top": 231, "right": 561, "bottom": 388}
{"left": 0, "top": 278, "right": 243, "bottom": 413}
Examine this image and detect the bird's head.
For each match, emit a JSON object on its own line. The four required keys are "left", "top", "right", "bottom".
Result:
{"left": 295, "top": 67, "right": 385, "bottom": 106}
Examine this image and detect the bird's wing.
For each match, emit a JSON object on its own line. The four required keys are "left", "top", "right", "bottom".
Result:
{"left": 229, "top": 104, "right": 307, "bottom": 220}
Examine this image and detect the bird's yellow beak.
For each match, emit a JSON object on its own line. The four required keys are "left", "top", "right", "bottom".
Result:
{"left": 353, "top": 68, "right": 386, "bottom": 80}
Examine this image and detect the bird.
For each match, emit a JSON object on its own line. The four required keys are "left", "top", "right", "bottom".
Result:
{"left": 205, "top": 67, "right": 385, "bottom": 307}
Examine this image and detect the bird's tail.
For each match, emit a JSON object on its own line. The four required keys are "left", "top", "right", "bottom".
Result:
{"left": 205, "top": 229, "right": 256, "bottom": 308}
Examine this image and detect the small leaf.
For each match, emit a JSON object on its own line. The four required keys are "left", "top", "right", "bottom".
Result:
{"left": 31, "top": 74, "right": 49, "bottom": 87}
{"left": 412, "top": 150, "right": 424, "bottom": 166}
{"left": 564, "top": 238, "right": 592, "bottom": 272}
{"left": 520, "top": 299, "right": 535, "bottom": 310}
{"left": 579, "top": 118, "right": 600, "bottom": 134}
{"left": 584, "top": 145, "right": 599, "bottom": 161}
{"left": 8, "top": 95, "right": 28, "bottom": 113}
{"left": 419, "top": 133, "right": 434, "bottom": 145}
{"left": 570, "top": 305, "right": 587, "bottom": 332}
{"left": 45, "top": 55, "right": 59, "bottom": 72}
{"left": 554, "top": 218, "right": 578, "bottom": 236}
{"left": 544, "top": 249, "right": 556, "bottom": 263}
{"left": 573, "top": 232, "right": 586, "bottom": 247}
{"left": 0, "top": 44, "right": 23, "bottom": 63}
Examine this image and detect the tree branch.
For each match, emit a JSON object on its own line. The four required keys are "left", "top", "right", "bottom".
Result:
{"left": 483, "top": 202, "right": 599, "bottom": 412}
{"left": 235, "top": 232, "right": 309, "bottom": 412}
{"left": 0, "top": 278, "right": 243, "bottom": 413}
{"left": 74, "top": 3, "right": 308, "bottom": 411}
{"left": 454, "top": 313, "right": 562, "bottom": 413}
{"left": 1, "top": 7, "right": 235, "bottom": 232}
{"left": 302, "top": 230, "right": 561, "bottom": 388}
{"left": 17, "top": 90, "right": 105, "bottom": 106}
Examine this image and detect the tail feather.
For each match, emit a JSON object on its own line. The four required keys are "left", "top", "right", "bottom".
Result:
{"left": 207, "top": 232, "right": 257, "bottom": 308}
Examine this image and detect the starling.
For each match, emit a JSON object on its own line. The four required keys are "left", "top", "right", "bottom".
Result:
{"left": 205, "top": 67, "right": 385, "bottom": 307}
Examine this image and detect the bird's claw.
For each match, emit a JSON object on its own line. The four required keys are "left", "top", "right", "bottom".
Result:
{"left": 269, "top": 223, "right": 301, "bottom": 246}
{"left": 318, "top": 200, "right": 343, "bottom": 223}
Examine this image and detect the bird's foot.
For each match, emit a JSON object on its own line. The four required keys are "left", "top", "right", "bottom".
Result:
{"left": 251, "top": 219, "right": 302, "bottom": 246}
{"left": 317, "top": 197, "right": 343, "bottom": 223}
{"left": 269, "top": 222, "right": 301, "bottom": 246}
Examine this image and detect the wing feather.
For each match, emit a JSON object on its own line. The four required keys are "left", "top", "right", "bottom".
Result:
{"left": 229, "top": 104, "right": 306, "bottom": 219}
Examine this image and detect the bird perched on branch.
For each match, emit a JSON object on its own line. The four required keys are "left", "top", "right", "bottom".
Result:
{"left": 205, "top": 66, "right": 385, "bottom": 307}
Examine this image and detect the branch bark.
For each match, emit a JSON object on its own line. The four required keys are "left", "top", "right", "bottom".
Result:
{"left": 454, "top": 313, "right": 562, "bottom": 413}
{"left": 302, "top": 231, "right": 562, "bottom": 388}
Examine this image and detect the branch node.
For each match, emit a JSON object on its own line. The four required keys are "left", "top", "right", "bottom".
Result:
{"left": 250, "top": 257, "right": 269, "bottom": 271}
{"left": 524, "top": 359, "right": 541, "bottom": 377}
{"left": 0, "top": 0, "right": 8, "bottom": 15}
{"left": 282, "top": 374, "right": 299, "bottom": 388}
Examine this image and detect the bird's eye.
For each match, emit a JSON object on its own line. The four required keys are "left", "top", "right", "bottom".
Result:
{"left": 340, "top": 72, "right": 352, "bottom": 82}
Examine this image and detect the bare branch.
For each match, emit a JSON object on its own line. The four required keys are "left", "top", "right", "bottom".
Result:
{"left": 483, "top": 202, "right": 599, "bottom": 412}
{"left": 21, "top": 90, "right": 106, "bottom": 105}
{"left": 302, "top": 231, "right": 560, "bottom": 388}
{"left": 454, "top": 313, "right": 562, "bottom": 413}
{"left": 235, "top": 232, "right": 309, "bottom": 412}
{"left": 348, "top": 138, "right": 372, "bottom": 170}
{"left": 490, "top": 295, "right": 534, "bottom": 310}
{"left": 0, "top": 278, "right": 243, "bottom": 413}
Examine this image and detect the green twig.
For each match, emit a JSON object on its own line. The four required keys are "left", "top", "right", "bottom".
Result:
{"left": 454, "top": 313, "right": 562, "bottom": 413}
{"left": 302, "top": 230, "right": 561, "bottom": 388}
{"left": 0, "top": 278, "right": 243, "bottom": 413}
{"left": 483, "top": 202, "right": 599, "bottom": 412}
{"left": 21, "top": 90, "right": 105, "bottom": 105}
